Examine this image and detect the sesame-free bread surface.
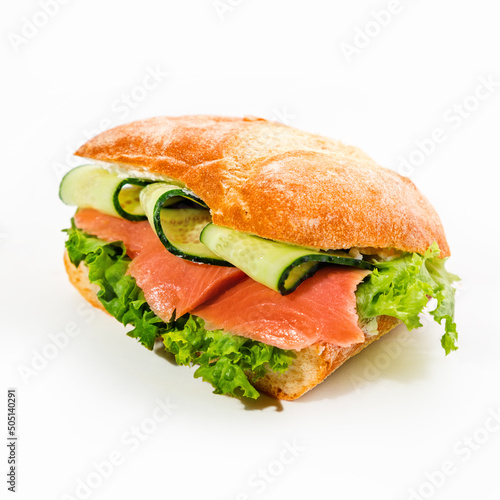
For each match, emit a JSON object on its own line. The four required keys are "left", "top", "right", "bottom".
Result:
{"left": 76, "top": 115, "right": 449, "bottom": 256}
{"left": 64, "top": 250, "right": 401, "bottom": 400}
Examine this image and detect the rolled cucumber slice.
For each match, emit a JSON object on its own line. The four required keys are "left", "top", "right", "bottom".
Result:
{"left": 113, "top": 179, "right": 152, "bottom": 220}
{"left": 59, "top": 164, "right": 150, "bottom": 221}
{"left": 139, "top": 183, "right": 230, "bottom": 265}
{"left": 200, "top": 224, "right": 374, "bottom": 294}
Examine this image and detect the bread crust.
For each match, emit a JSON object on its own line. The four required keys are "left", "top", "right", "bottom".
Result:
{"left": 75, "top": 115, "right": 449, "bottom": 256}
{"left": 250, "top": 316, "right": 401, "bottom": 400}
{"left": 64, "top": 251, "right": 106, "bottom": 313}
{"left": 64, "top": 250, "right": 401, "bottom": 400}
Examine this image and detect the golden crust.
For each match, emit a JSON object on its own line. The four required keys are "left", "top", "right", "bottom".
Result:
{"left": 75, "top": 115, "right": 450, "bottom": 256}
{"left": 64, "top": 250, "right": 401, "bottom": 401}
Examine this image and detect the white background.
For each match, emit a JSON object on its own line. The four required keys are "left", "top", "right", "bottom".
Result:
{"left": 1, "top": 1, "right": 499, "bottom": 499}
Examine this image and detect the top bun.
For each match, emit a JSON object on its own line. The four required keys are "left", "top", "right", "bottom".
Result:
{"left": 75, "top": 115, "right": 449, "bottom": 256}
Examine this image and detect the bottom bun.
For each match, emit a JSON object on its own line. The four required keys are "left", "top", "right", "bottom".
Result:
{"left": 64, "top": 251, "right": 401, "bottom": 400}
{"left": 250, "top": 315, "right": 401, "bottom": 400}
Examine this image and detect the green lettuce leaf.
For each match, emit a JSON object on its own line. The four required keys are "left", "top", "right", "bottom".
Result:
{"left": 356, "top": 242, "right": 459, "bottom": 354}
{"left": 63, "top": 221, "right": 295, "bottom": 398}
{"left": 163, "top": 315, "right": 295, "bottom": 399}
{"left": 65, "top": 220, "right": 165, "bottom": 350}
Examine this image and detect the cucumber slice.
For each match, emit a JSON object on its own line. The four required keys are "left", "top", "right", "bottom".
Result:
{"left": 200, "top": 224, "right": 374, "bottom": 295}
{"left": 113, "top": 179, "right": 151, "bottom": 221}
{"left": 59, "top": 165, "right": 151, "bottom": 221}
{"left": 60, "top": 165, "right": 121, "bottom": 217}
{"left": 139, "top": 183, "right": 230, "bottom": 265}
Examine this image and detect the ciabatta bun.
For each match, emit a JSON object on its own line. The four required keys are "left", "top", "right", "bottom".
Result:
{"left": 76, "top": 115, "right": 449, "bottom": 256}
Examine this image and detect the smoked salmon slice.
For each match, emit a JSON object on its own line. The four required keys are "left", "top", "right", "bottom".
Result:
{"left": 193, "top": 267, "right": 370, "bottom": 350}
{"left": 74, "top": 208, "right": 158, "bottom": 258}
{"left": 74, "top": 209, "right": 370, "bottom": 350}
{"left": 74, "top": 209, "right": 246, "bottom": 321}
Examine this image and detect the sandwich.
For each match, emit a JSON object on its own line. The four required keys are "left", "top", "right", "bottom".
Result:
{"left": 59, "top": 115, "right": 459, "bottom": 400}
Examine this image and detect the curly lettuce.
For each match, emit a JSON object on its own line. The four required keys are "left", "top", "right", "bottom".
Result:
{"left": 64, "top": 220, "right": 166, "bottom": 350}
{"left": 356, "top": 243, "right": 459, "bottom": 354}
{"left": 64, "top": 222, "right": 295, "bottom": 398}
{"left": 163, "top": 316, "right": 294, "bottom": 398}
